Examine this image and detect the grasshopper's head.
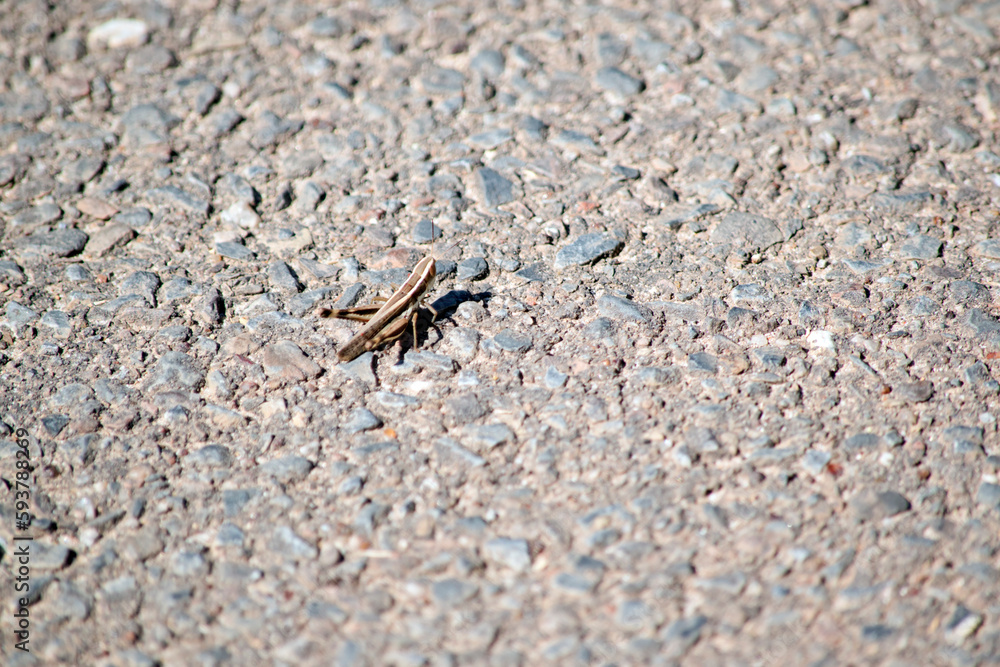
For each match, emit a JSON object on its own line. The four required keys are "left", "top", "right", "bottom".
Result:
{"left": 416, "top": 255, "right": 437, "bottom": 298}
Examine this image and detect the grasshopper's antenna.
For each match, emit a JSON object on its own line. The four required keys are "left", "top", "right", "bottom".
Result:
{"left": 428, "top": 218, "right": 460, "bottom": 261}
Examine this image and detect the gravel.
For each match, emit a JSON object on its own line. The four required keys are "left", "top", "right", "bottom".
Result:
{"left": 2, "top": 1, "right": 999, "bottom": 665}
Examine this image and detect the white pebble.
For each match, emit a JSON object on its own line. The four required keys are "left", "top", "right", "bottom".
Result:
{"left": 87, "top": 18, "right": 149, "bottom": 49}
{"left": 807, "top": 330, "right": 836, "bottom": 352}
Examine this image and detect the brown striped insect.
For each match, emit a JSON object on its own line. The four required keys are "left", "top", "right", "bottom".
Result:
{"left": 318, "top": 255, "right": 440, "bottom": 362}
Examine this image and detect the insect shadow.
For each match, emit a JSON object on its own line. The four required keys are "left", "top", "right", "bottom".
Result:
{"left": 387, "top": 289, "right": 492, "bottom": 360}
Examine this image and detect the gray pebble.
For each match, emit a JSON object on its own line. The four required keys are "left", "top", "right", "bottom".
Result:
{"left": 157, "top": 278, "right": 201, "bottom": 303}
{"left": 209, "top": 109, "right": 244, "bottom": 138}
{"left": 0, "top": 153, "right": 31, "bottom": 187}
{"left": 544, "top": 366, "right": 568, "bottom": 389}
{"left": 583, "top": 317, "right": 615, "bottom": 341}
{"left": 894, "top": 380, "right": 933, "bottom": 403}
{"left": 966, "top": 309, "right": 1000, "bottom": 338}
{"left": 710, "top": 212, "right": 783, "bottom": 253}
{"left": 40, "top": 310, "right": 72, "bottom": 338}
{"left": 908, "top": 296, "right": 940, "bottom": 316}
{"left": 515, "top": 262, "right": 548, "bottom": 282}
{"left": 457, "top": 257, "right": 489, "bottom": 281}
{"left": 412, "top": 219, "right": 442, "bottom": 243}
{"left": 251, "top": 112, "right": 303, "bottom": 150}
{"left": 802, "top": 449, "right": 832, "bottom": 474}
{"left": 405, "top": 351, "right": 457, "bottom": 373}
{"left": 597, "top": 294, "right": 650, "bottom": 322}
{"left": 475, "top": 167, "right": 514, "bottom": 208}
{"left": 611, "top": 165, "right": 641, "bottom": 181}
{"left": 215, "top": 523, "right": 245, "bottom": 548}
{"left": 5, "top": 301, "right": 39, "bottom": 327}
{"left": 296, "top": 258, "right": 339, "bottom": 280}
{"left": 471, "top": 49, "right": 505, "bottom": 78}
{"left": 267, "top": 261, "right": 303, "bottom": 293}
{"left": 61, "top": 434, "right": 95, "bottom": 465}
{"left": 434, "top": 259, "right": 456, "bottom": 278}
{"left": 595, "top": 32, "right": 626, "bottom": 65}
{"left": 353, "top": 502, "right": 390, "bottom": 534}
{"left": 171, "top": 550, "right": 209, "bottom": 577}
{"left": 0, "top": 260, "right": 26, "bottom": 285}
{"left": 843, "top": 433, "right": 881, "bottom": 450}
{"left": 305, "top": 601, "right": 347, "bottom": 625}
{"left": 636, "top": 366, "right": 680, "bottom": 386}
{"left": 12, "top": 202, "right": 62, "bottom": 228}
{"left": 63, "top": 157, "right": 105, "bottom": 184}
{"left": 431, "top": 579, "right": 478, "bottom": 606}
{"left": 288, "top": 288, "right": 333, "bottom": 317}
{"left": 260, "top": 456, "right": 314, "bottom": 483}
{"left": 741, "top": 65, "right": 778, "bottom": 91}
{"left": 113, "top": 207, "right": 152, "bottom": 227}
{"left": 465, "top": 423, "right": 514, "bottom": 450}
{"left": 885, "top": 100, "right": 916, "bottom": 128}
{"left": 339, "top": 476, "right": 365, "bottom": 495}
{"left": 633, "top": 37, "right": 673, "bottom": 65}
{"left": 41, "top": 414, "right": 69, "bottom": 436}
{"left": 217, "top": 173, "right": 259, "bottom": 206}
{"left": 14, "top": 228, "right": 89, "bottom": 257}
{"left": 941, "top": 122, "right": 979, "bottom": 152}
{"left": 468, "top": 128, "right": 512, "bottom": 150}
{"left": 662, "top": 615, "right": 707, "bottom": 651}
{"left": 974, "top": 239, "right": 1000, "bottom": 259}
{"left": 120, "top": 103, "right": 179, "bottom": 143}
{"left": 119, "top": 270, "right": 161, "bottom": 306}
{"left": 421, "top": 68, "right": 465, "bottom": 94}
{"left": 261, "top": 341, "right": 321, "bottom": 381}
{"left": 484, "top": 538, "right": 532, "bottom": 572}
{"left": 493, "top": 329, "right": 532, "bottom": 352}
{"left": 977, "top": 483, "right": 1000, "bottom": 509}
{"left": 33, "top": 542, "right": 74, "bottom": 571}
{"left": 146, "top": 185, "right": 209, "bottom": 215}
{"left": 950, "top": 280, "right": 989, "bottom": 303}
{"left": 519, "top": 115, "right": 548, "bottom": 141}
{"left": 435, "top": 437, "right": 486, "bottom": 468}
{"left": 270, "top": 526, "right": 318, "bottom": 560}
{"left": 843, "top": 155, "right": 890, "bottom": 177}
{"left": 446, "top": 394, "right": 487, "bottom": 424}
{"left": 752, "top": 348, "right": 785, "bottom": 370}
{"left": 345, "top": 408, "right": 382, "bottom": 434}
{"left": 595, "top": 66, "right": 645, "bottom": 96}
{"left": 339, "top": 351, "right": 376, "bottom": 386}
{"left": 869, "top": 191, "right": 932, "bottom": 213}
{"left": 659, "top": 203, "right": 721, "bottom": 230}
{"left": 730, "top": 284, "right": 772, "bottom": 304}
{"left": 717, "top": 89, "right": 762, "bottom": 114}
{"left": 896, "top": 234, "right": 942, "bottom": 260}
{"left": 222, "top": 489, "right": 259, "bottom": 517}
{"left": 445, "top": 327, "right": 480, "bottom": 360}
{"left": 215, "top": 241, "right": 255, "bottom": 261}
{"left": 551, "top": 129, "right": 604, "bottom": 155}
{"left": 295, "top": 181, "right": 325, "bottom": 210}
{"left": 876, "top": 491, "right": 912, "bottom": 516}
{"left": 184, "top": 444, "right": 233, "bottom": 469}
{"left": 146, "top": 351, "right": 204, "bottom": 389}
{"left": 374, "top": 391, "right": 420, "bottom": 409}
{"left": 687, "top": 353, "right": 718, "bottom": 374}
{"left": 553, "top": 233, "right": 623, "bottom": 270}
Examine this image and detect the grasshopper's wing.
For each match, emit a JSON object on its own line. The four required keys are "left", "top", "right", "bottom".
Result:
{"left": 336, "top": 311, "right": 412, "bottom": 361}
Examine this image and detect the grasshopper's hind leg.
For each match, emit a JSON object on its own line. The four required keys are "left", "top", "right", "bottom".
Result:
{"left": 411, "top": 310, "right": 421, "bottom": 348}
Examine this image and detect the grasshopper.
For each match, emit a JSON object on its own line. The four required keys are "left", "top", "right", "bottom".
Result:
{"left": 318, "top": 255, "right": 440, "bottom": 362}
